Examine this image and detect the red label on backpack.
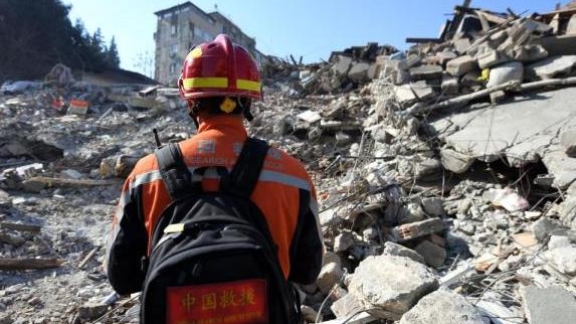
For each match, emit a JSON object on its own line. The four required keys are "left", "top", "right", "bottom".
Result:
{"left": 166, "top": 279, "right": 268, "bottom": 324}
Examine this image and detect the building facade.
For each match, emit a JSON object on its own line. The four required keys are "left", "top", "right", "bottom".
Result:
{"left": 154, "top": 2, "right": 259, "bottom": 85}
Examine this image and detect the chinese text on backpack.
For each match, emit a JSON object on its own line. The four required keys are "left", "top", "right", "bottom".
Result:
{"left": 141, "top": 138, "right": 301, "bottom": 324}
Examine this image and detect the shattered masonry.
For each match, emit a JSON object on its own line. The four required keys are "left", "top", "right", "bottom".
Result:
{"left": 3, "top": 1, "right": 576, "bottom": 323}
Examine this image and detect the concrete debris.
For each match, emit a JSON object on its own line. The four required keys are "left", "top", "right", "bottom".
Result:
{"left": 383, "top": 241, "right": 425, "bottom": 264}
{"left": 348, "top": 255, "right": 438, "bottom": 320}
{"left": 399, "top": 289, "right": 487, "bottom": 324}
{"left": 3, "top": 2, "right": 576, "bottom": 323}
{"left": 521, "top": 285, "right": 576, "bottom": 324}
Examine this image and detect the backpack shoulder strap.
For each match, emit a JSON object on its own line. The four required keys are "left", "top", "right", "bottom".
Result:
{"left": 222, "top": 137, "right": 269, "bottom": 198}
{"left": 154, "top": 143, "right": 195, "bottom": 200}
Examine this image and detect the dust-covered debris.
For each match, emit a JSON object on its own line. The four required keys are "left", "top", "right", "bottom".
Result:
{"left": 3, "top": 1, "right": 576, "bottom": 323}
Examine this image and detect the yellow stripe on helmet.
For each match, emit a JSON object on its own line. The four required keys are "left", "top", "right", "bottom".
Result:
{"left": 237, "top": 79, "right": 261, "bottom": 92}
{"left": 182, "top": 77, "right": 228, "bottom": 89}
{"left": 182, "top": 77, "right": 261, "bottom": 92}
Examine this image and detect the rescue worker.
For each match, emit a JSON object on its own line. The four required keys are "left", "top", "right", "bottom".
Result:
{"left": 105, "top": 34, "right": 323, "bottom": 304}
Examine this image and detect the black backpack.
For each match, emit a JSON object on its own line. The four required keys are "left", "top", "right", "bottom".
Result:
{"left": 140, "top": 137, "right": 302, "bottom": 324}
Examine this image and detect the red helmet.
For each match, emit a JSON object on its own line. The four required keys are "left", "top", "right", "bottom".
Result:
{"left": 178, "top": 34, "right": 262, "bottom": 100}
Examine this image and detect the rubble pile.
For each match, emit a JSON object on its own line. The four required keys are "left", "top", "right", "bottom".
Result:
{"left": 261, "top": 43, "right": 398, "bottom": 96}
{"left": 2, "top": 2, "right": 576, "bottom": 324}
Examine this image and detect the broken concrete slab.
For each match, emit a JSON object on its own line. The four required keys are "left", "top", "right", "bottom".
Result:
{"left": 446, "top": 55, "right": 478, "bottom": 77}
{"left": 525, "top": 55, "right": 576, "bottom": 80}
{"left": 332, "top": 55, "right": 353, "bottom": 75}
{"left": 409, "top": 65, "right": 443, "bottom": 81}
{"left": 440, "top": 148, "right": 475, "bottom": 174}
{"left": 399, "top": 290, "right": 486, "bottom": 324}
{"left": 532, "top": 217, "right": 566, "bottom": 242}
{"left": 317, "top": 262, "right": 345, "bottom": 294}
{"left": 435, "top": 51, "right": 458, "bottom": 67}
{"left": 486, "top": 61, "right": 523, "bottom": 88}
{"left": 476, "top": 49, "right": 509, "bottom": 69}
{"left": 513, "top": 44, "right": 548, "bottom": 63}
{"left": 560, "top": 129, "right": 576, "bottom": 157}
{"left": 521, "top": 285, "right": 576, "bottom": 324}
{"left": 331, "top": 293, "right": 364, "bottom": 318}
{"left": 535, "top": 34, "right": 576, "bottom": 57}
{"left": 453, "top": 38, "right": 471, "bottom": 55}
{"left": 348, "top": 62, "right": 370, "bottom": 81}
{"left": 431, "top": 87, "right": 576, "bottom": 186}
{"left": 410, "top": 81, "right": 436, "bottom": 101}
{"left": 383, "top": 241, "right": 425, "bottom": 264}
{"left": 421, "top": 197, "right": 444, "bottom": 217}
{"left": 541, "top": 150, "right": 576, "bottom": 190}
{"left": 395, "top": 85, "right": 418, "bottom": 107}
{"left": 297, "top": 110, "right": 322, "bottom": 124}
{"left": 348, "top": 255, "right": 438, "bottom": 320}
{"left": 414, "top": 240, "right": 447, "bottom": 269}
{"left": 544, "top": 246, "right": 576, "bottom": 275}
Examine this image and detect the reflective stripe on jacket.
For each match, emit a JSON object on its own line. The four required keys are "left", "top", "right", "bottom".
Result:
{"left": 105, "top": 115, "right": 323, "bottom": 295}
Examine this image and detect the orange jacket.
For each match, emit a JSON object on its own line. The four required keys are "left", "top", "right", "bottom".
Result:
{"left": 105, "top": 115, "right": 323, "bottom": 295}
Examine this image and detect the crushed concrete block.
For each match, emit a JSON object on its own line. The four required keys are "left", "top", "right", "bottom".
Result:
{"left": 331, "top": 293, "right": 363, "bottom": 318}
{"left": 548, "top": 235, "right": 572, "bottom": 250}
{"left": 488, "top": 30, "right": 509, "bottom": 48}
{"left": 525, "top": 55, "right": 576, "bottom": 80}
{"left": 560, "top": 129, "right": 576, "bottom": 157}
{"left": 477, "top": 49, "right": 509, "bottom": 69}
{"left": 440, "top": 148, "right": 475, "bottom": 174}
{"left": 383, "top": 241, "right": 425, "bottom": 264}
{"left": 392, "top": 218, "right": 444, "bottom": 242}
{"left": 333, "top": 231, "right": 355, "bottom": 253}
{"left": 399, "top": 290, "right": 486, "bottom": 324}
{"left": 409, "top": 65, "right": 443, "bottom": 81}
{"left": 332, "top": 55, "right": 353, "bottom": 75}
{"left": 532, "top": 217, "right": 566, "bottom": 242}
{"left": 486, "top": 61, "right": 523, "bottom": 88}
{"left": 367, "top": 63, "right": 379, "bottom": 79}
{"left": 348, "top": 62, "right": 370, "bottom": 81}
{"left": 521, "top": 286, "right": 576, "bottom": 324}
{"left": 446, "top": 55, "right": 477, "bottom": 77}
{"left": 394, "top": 84, "right": 417, "bottom": 107}
{"left": 559, "top": 196, "right": 576, "bottom": 230}
{"left": 490, "top": 90, "right": 507, "bottom": 104}
{"left": 513, "top": 44, "right": 548, "bottom": 62}
{"left": 441, "top": 75, "right": 459, "bottom": 95}
{"left": 316, "top": 262, "right": 344, "bottom": 294}
{"left": 297, "top": 110, "right": 322, "bottom": 124}
{"left": 421, "top": 197, "right": 444, "bottom": 217}
{"left": 415, "top": 240, "right": 446, "bottom": 269}
{"left": 453, "top": 38, "right": 471, "bottom": 54}
{"left": 545, "top": 245, "right": 576, "bottom": 275}
{"left": 435, "top": 51, "right": 458, "bottom": 67}
{"left": 78, "top": 303, "right": 108, "bottom": 320}
{"left": 348, "top": 255, "right": 438, "bottom": 321}
{"left": 406, "top": 54, "right": 421, "bottom": 68}
{"left": 410, "top": 81, "right": 436, "bottom": 101}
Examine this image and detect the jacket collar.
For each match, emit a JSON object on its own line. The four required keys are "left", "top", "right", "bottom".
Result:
{"left": 197, "top": 115, "right": 247, "bottom": 138}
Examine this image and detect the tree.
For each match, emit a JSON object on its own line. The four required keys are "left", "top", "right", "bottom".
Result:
{"left": 0, "top": 0, "right": 121, "bottom": 81}
{"left": 105, "top": 37, "right": 121, "bottom": 69}
{"left": 0, "top": 0, "right": 78, "bottom": 80}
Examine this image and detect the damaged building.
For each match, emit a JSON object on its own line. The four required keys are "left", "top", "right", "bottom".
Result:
{"left": 153, "top": 1, "right": 264, "bottom": 85}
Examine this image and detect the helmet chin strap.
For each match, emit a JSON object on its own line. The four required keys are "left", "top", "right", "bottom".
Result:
{"left": 188, "top": 101, "right": 200, "bottom": 131}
